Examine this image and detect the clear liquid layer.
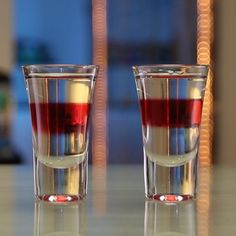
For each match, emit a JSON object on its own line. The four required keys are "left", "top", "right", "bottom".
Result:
{"left": 36, "top": 153, "right": 86, "bottom": 168}
{"left": 33, "top": 132, "right": 88, "bottom": 168}
{"left": 145, "top": 148, "right": 198, "bottom": 167}
{"left": 144, "top": 126, "right": 199, "bottom": 167}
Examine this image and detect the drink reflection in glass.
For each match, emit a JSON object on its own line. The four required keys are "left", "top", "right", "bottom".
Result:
{"left": 34, "top": 201, "right": 86, "bottom": 236}
{"left": 133, "top": 65, "right": 208, "bottom": 201}
{"left": 144, "top": 200, "right": 197, "bottom": 236}
{"left": 22, "top": 65, "right": 98, "bottom": 202}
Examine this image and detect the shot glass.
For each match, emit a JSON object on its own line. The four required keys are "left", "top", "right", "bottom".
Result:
{"left": 132, "top": 65, "right": 208, "bottom": 201}
{"left": 22, "top": 64, "right": 98, "bottom": 202}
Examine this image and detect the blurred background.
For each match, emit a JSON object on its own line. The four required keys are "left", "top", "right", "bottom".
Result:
{"left": 0, "top": 0, "right": 233, "bottom": 166}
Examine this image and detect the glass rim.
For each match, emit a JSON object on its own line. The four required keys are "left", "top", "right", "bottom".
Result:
{"left": 22, "top": 64, "right": 99, "bottom": 79}
{"left": 132, "top": 64, "right": 209, "bottom": 78}
{"left": 132, "top": 63, "right": 208, "bottom": 68}
{"left": 22, "top": 64, "right": 99, "bottom": 70}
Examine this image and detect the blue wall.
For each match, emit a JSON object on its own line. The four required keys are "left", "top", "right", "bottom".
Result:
{"left": 13, "top": 0, "right": 92, "bottom": 64}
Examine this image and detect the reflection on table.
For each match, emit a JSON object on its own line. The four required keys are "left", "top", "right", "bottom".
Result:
{"left": 34, "top": 201, "right": 86, "bottom": 236}
{"left": 0, "top": 165, "right": 236, "bottom": 235}
{"left": 145, "top": 200, "right": 197, "bottom": 236}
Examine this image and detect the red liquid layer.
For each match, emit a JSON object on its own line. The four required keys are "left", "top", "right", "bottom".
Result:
{"left": 140, "top": 99, "right": 203, "bottom": 128}
{"left": 30, "top": 103, "right": 90, "bottom": 134}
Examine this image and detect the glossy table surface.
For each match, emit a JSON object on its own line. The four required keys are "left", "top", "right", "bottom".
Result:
{"left": 0, "top": 164, "right": 236, "bottom": 235}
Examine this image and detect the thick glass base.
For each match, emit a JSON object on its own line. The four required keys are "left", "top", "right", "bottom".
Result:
{"left": 34, "top": 153, "right": 88, "bottom": 202}
{"left": 146, "top": 194, "right": 194, "bottom": 202}
{"left": 144, "top": 154, "right": 198, "bottom": 201}
{"left": 37, "top": 194, "right": 83, "bottom": 203}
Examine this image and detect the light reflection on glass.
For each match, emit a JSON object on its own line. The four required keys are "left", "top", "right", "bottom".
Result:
{"left": 34, "top": 201, "right": 86, "bottom": 236}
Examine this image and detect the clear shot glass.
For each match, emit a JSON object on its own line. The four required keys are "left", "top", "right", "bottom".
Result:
{"left": 132, "top": 65, "right": 208, "bottom": 201}
{"left": 22, "top": 64, "right": 98, "bottom": 202}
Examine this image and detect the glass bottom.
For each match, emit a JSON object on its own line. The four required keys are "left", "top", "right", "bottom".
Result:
{"left": 34, "top": 153, "right": 88, "bottom": 202}
{"left": 37, "top": 194, "right": 84, "bottom": 202}
{"left": 144, "top": 152, "right": 198, "bottom": 201}
{"left": 146, "top": 194, "right": 194, "bottom": 202}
